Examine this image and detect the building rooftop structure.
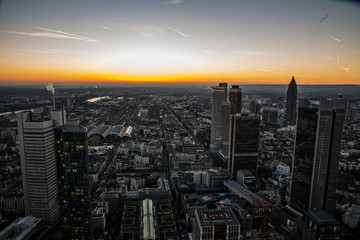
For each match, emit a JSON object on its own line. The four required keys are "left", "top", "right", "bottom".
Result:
{"left": 0, "top": 216, "right": 41, "bottom": 240}
{"left": 238, "top": 169, "right": 253, "bottom": 177}
{"left": 308, "top": 211, "right": 340, "bottom": 225}
{"left": 57, "top": 124, "right": 86, "bottom": 133}
{"left": 108, "top": 125, "right": 125, "bottom": 136}
{"left": 195, "top": 206, "right": 240, "bottom": 228}
{"left": 142, "top": 198, "right": 156, "bottom": 240}
{"left": 224, "top": 180, "right": 265, "bottom": 207}
{"left": 85, "top": 125, "right": 96, "bottom": 133}
{"left": 90, "top": 125, "right": 111, "bottom": 138}
{"left": 202, "top": 210, "right": 232, "bottom": 221}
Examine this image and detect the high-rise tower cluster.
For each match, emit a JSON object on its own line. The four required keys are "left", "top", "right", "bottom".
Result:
{"left": 210, "top": 82, "right": 260, "bottom": 179}
{"left": 17, "top": 110, "right": 92, "bottom": 239}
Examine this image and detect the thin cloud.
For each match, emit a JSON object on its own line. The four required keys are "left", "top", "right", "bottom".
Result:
{"left": 143, "top": 14, "right": 188, "bottom": 38}
{"left": 164, "top": 0, "right": 183, "bottom": 4}
{"left": 328, "top": 36, "right": 341, "bottom": 42}
{"left": 31, "top": 25, "right": 99, "bottom": 42}
{"left": 257, "top": 68, "right": 273, "bottom": 73}
{"left": 0, "top": 47, "right": 90, "bottom": 55}
{"left": 343, "top": 67, "right": 351, "bottom": 73}
{"left": 0, "top": 30, "right": 94, "bottom": 42}
{"left": 337, "top": 54, "right": 340, "bottom": 64}
{"left": 2, "top": 25, "right": 100, "bottom": 43}
{"left": 203, "top": 50, "right": 215, "bottom": 54}
{"left": 102, "top": 26, "right": 116, "bottom": 32}
{"left": 231, "top": 50, "right": 281, "bottom": 56}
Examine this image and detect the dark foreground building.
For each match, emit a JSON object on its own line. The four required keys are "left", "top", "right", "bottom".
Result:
{"left": 229, "top": 85, "right": 242, "bottom": 114}
{"left": 228, "top": 114, "right": 260, "bottom": 177}
{"left": 301, "top": 211, "right": 340, "bottom": 240}
{"left": 290, "top": 98, "right": 347, "bottom": 215}
{"left": 55, "top": 125, "right": 93, "bottom": 239}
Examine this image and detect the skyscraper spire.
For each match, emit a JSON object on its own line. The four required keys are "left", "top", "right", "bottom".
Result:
{"left": 285, "top": 76, "right": 298, "bottom": 125}
{"left": 290, "top": 75, "right": 296, "bottom": 84}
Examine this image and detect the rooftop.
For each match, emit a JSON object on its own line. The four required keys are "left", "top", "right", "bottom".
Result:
{"left": 0, "top": 216, "right": 41, "bottom": 240}
{"left": 195, "top": 207, "right": 240, "bottom": 227}
{"left": 238, "top": 169, "right": 254, "bottom": 177}
{"left": 57, "top": 124, "right": 86, "bottom": 133}
{"left": 308, "top": 211, "right": 340, "bottom": 225}
{"left": 202, "top": 211, "right": 232, "bottom": 221}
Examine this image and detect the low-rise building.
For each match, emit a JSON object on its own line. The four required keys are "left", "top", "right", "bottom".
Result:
{"left": 193, "top": 206, "right": 241, "bottom": 240}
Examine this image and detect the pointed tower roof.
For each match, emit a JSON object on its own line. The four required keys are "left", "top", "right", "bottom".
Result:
{"left": 290, "top": 76, "right": 296, "bottom": 85}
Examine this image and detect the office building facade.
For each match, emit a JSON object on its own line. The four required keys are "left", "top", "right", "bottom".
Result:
{"left": 229, "top": 85, "right": 242, "bottom": 114}
{"left": 17, "top": 111, "right": 63, "bottom": 226}
{"left": 228, "top": 114, "right": 260, "bottom": 177}
{"left": 210, "top": 84, "right": 231, "bottom": 151}
{"left": 55, "top": 125, "right": 92, "bottom": 239}
{"left": 290, "top": 98, "right": 347, "bottom": 215}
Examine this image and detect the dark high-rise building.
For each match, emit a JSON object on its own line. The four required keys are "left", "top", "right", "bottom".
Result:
{"left": 55, "top": 125, "right": 92, "bottom": 239}
{"left": 285, "top": 76, "right": 297, "bottom": 125}
{"left": 262, "top": 107, "right": 278, "bottom": 125}
{"left": 290, "top": 98, "right": 347, "bottom": 215}
{"left": 210, "top": 84, "right": 231, "bottom": 151}
{"left": 301, "top": 211, "right": 340, "bottom": 240}
{"left": 219, "top": 82, "right": 228, "bottom": 101}
{"left": 228, "top": 114, "right": 260, "bottom": 177}
{"left": 229, "top": 85, "right": 242, "bottom": 114}
{"left": 249, "top": 100, "right": 260, "bottom": 116}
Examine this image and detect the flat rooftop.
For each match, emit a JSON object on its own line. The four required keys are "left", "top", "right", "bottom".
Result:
{"left": 57, "top": 124, "right": 86, "bottom": 132}
{"left": 202, "top": 211, "right": 231, "bottom": 221}
{"left": 196, "top": 207, "right": 240, "bottom": 227}
{"left": 308, "top": 211, "right": 340, "bottom": 225}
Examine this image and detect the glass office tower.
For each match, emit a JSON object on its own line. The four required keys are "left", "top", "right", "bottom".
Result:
{"left": 55, "top": 125, "right": 92, "bottom": 239}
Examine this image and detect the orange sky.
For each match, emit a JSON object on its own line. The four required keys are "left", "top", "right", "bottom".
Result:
{"left": 0, "top": 0, "right": 359, "bottom": 85}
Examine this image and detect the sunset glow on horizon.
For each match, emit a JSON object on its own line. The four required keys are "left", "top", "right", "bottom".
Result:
{"left": 0, "top": 0, "right": 359, "bottom": 85}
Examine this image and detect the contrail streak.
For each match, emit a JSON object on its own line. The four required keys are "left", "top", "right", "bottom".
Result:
{"left": 328, "top": 36, "right": 341, "bottom": 42}
{"left": 143, "top": 14, "right": 188, "bottom": 38}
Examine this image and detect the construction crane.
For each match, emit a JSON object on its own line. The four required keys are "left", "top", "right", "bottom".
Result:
{"left": 242, "top": 207, "right": 249, "bottom": 238}
{"left": 249, "top": 194, "right": 275, "bottom": 240}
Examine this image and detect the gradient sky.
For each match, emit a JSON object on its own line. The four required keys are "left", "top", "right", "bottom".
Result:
{"left": 0, "top": 0, "right": 359, "bottom": 84}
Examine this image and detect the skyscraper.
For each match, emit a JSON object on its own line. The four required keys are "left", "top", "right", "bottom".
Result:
{"left": 219, "top": 82, "right": 228, "bottom": 101}
{"left": 290, "top": 98, "right": 347, "bottom": 215}
{"left": 17, "top": 110, "right": 65, "bottom": 226}
{"left": 229, "top": 85, "right": 242, "bottom": 114}
{"left": 17, "top": 112, "right": 59, "bottom": 226}
{"left": 210, "top": 84, "right": 231, "bottom": 151}
{"left": 55, "top": 125, "right": 92, "bottom": 239}
{"left": 228, "top": 114, "right": 260, "bottom": 177}
{"left": 285, "top": 76, "right": 297, "bottom": 125}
